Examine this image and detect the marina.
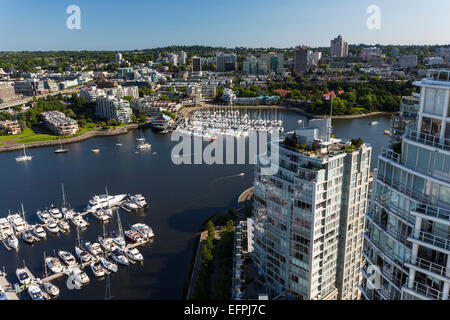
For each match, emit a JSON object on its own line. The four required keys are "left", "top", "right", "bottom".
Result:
{"left": 0, "top": 111, "right": 392, "bottom": 299}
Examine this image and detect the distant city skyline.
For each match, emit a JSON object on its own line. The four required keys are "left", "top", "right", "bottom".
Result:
{"left": 1, "top": 0, "right": 450, "bottom": 51}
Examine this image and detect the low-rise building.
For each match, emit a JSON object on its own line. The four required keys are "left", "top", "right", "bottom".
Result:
{"left": 95, "top": 96, "right": 133, "bottom": 123}
{"left": 0, "top": 120, "right": 21, "bottom": 134}
{"left": 0, "top": 82, "right": 16, "bottom": 103}
{"left": 41, "top": 110, "right": 79, "bottom": 135}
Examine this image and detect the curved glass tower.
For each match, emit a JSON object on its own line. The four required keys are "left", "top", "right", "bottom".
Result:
{"left": 361, "top": 69, "right": 450, "bottom": 300}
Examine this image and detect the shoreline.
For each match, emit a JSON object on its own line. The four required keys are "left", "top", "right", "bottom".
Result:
{"left": 182, "top": 104, "right": 396, "bottom": 120}
{"left": 0, "top": 122, "right": 152, "bottom": 153}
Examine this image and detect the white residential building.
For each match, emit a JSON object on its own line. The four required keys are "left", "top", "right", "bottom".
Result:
{"left": 361, "top": 69, "right": 450, "bottom": 300}
{"left": 252, "top": 119, "right": 372, "bottom": 300}
{"left": 95, "top": 96, "right": 133, "bottom": 123}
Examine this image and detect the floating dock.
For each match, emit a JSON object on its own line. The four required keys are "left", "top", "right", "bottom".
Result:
{"left": 0, "top": 272, "right": 20, "bottom": 300}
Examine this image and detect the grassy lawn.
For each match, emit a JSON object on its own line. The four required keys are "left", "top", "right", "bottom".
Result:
{"left": 16, "top": 134, "right": 58, "bottom": 143}
{"left": 0, "top": 128, "right": 36, "bottom": 141}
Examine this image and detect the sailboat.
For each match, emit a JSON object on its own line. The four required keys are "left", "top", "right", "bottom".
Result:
{"left": 55, "top": 140, "right": 68, "bottom": 154}
{"left": 42, "top": 252, "right": 60, "bottom": 297}
{"left": 115, "top": 136, "right": 122, "bottom": 146}
{"left": 16, "top": 144, "right": 32, "bottom": 162}
{"left": 136, "top": 129, "right": 145, "bottom": 142}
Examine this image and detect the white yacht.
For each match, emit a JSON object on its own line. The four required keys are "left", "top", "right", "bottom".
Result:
{"left": 36, "top": 210, "right": 51, "bottom": 224}
{"left": 49, "top": 205, "right": 63, "bottom": 220}
{"left": 57, "top": 220, "right": 70, "bottom": 233}
{"left": 131, "top": 223, "right": 154, "bottom": 240}
{"left": 137, "top": 141, "right": 151, "bottom": 150}
{"left": 85, "top": 241, "right": 103, "bottom": 256}
{"left": 58, "top": 250, "right": 77, "bottom": 267}
{"left": 125, "top": 248, "right": 144, "bottom": 262}
{"left": 100, "top": 257, "right": 118, "bottom": 273}
{"left": 75, "top": 246, "right": 92, "bottom": 262}
{"left": 71, "top": 268, "right": 89, "bottom": 285}
{"left": 92, "top": 208, "right": 110, "bottom": 222}
{"left": 86, "top": 193, "right": 126, "bottom": 212}
{"left": 33, "top": 225, "right": 46, "bottom": 239}
{"left": 98, "top": 236, "right": 118, "bottom": 252}
{"left": 15, "top": 145, "right": 32, "bottom": 162}
{"left": 42, "top": 282, "right": 59, "bottom": 297}
{"left": 130, "top": 194, "right": 148, "bottom": 208}
{"left": 90, "top": 261, "right": 105, "bottom": 278}
{"left": 45, "top": 257, "right": 63, "bottom": 273}
{"left": 0, "top": 218, "right": 12, "bottom": 238}
{"left": 28, "top": 284, "right": 44, "bottom": 300}
{"left": 70, "top": 214, "right": 88, "bottom": 228}
{"left": 123, "top": 200, "right": 139, "bottom": 211}
{"left": 110, "top": 249, "right": 129, "bottom": 266}
{"left": 62, "top": 207, "right": 76, "bottom": 220}
{"left": 7, "top": 235, "right": 19, "bottom": 250}
{"left": 111, "top": 231, "right": 126, "bottom": 247}
{"left": 16, "top": 268, "right": 31, "bottom": 285}
{"left": 7, "top": 214, "right": 26, "bottom": 233}
{"left": 45, "top": 220, "right": 60, "bottom": 234}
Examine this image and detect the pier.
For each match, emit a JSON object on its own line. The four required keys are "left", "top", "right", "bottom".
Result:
{"left": 0, "top": 271, "right": 19, "bottom": 300}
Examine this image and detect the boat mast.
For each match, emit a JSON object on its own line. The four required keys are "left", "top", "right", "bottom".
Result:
{"left": 62, "top": 184, "right": 66, "bottom": 208}
{"left": 116, "top": 209, "right": 124, "bottom": 239}
{"left": 21, "top": 203, "right": 26, "bottom": 225}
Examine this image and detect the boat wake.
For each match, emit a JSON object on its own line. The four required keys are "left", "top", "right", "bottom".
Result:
{"left": 212, "top": 173, "right": 245, "bottom": 183}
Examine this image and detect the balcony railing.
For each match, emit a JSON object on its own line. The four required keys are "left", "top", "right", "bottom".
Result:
{"left": 381, "top": 147, "right": 401, "bottom": 164}
{"left": 413, "top": 203, "right": 450, "bottom": 223}
{"left": 376, "top": 174, "right": 432, "bottom": 204}
{"left": 406, "top": 280, "right": 446, "bottom": 300}
{"left": 373, "top": 195, "right": 416, "bottom": 225}
{"left": 406, "top": 257, "right": 448, "bottom": 279}
{"left": 405, "top": 128, "right": 450, "bottom": 152}
{"left": 410, "top": 230, "right": 450, "bottom": 252}
{"left": 366, "top": 209, "right": 411, "bottom": 246}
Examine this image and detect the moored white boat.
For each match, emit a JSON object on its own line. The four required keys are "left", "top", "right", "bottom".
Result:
{"left": 85, "top": 241, "right": 103, "bottom": 256}
{"left": 58, "top": 250, "right": 77, "bottom": 267}
{"left": 42, "top": 282, "right": 59, "bottom": 297}
{"left": 90, "top": 261, "right": 105, "bottom": 278}
{"left": 16, "top": 268, "right": 31, "bottom": 285}
{"left": 110, "top": 249, "right": 129, "bottom": 266}
{"left": 32, "top": 225, "right": 46, "bottom": 239}
{"left": 8, "top": 235, "right": 19, "bottom": 250}
{"left": 100, "top": 257, "right": 118, "bottom": 273}
{"left": 75, "top": 246, "right": 92, "bottom": 263}
{"left": 125, "top": 248, "right": 144, "bottom": 262}
{"left": 86, "top": 193, "right": 126, "bottom": 212}
{"left": 45, "top": 257, "right": 63, "bottom": 273}
{"left": 28, "top": 284, "right": 44, "bottom": 300}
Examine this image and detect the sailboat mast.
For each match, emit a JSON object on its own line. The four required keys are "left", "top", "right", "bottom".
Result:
{"left": 62, "top": 184, "right": 66, "bottom": 208}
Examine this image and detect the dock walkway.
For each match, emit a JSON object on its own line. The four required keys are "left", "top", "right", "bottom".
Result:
{"left": 0, "top": 272, "right": 19, "bottom": 300}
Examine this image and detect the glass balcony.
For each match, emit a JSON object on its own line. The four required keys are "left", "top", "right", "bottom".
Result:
{"left": 405, "top": 127, "right": 450, "bottom": 152}
{"left": 412, "top": 203, "right": 450, "bottom": 224}
{"left": 409, "top": 230, "right": 450, "bottom": 252}
{"left": 406, "top": 256, "right": 448, "bottom": 279}
{"left": 404, "top": 279, "right": 446, "bottom": 300}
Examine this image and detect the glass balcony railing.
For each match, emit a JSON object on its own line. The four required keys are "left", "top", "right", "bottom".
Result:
{"left": 406, "top": 256, "right": 449, "bottom": 279}
{"left": 405, "top": 279, "right": 446, "bottom": 300}
{"left": 405, "top": 128, "right": 450, "bottom": 151}
{"left": 409, "top": 230, "right": 450, "bottom": 252}
{"left": 412, "top": 203, "right": 450, "bottom": 223}
{"left": 376, "top": 174, "right": 432, "bottom": 204}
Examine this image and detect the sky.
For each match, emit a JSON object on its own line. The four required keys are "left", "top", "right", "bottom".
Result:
{"left": 0, "top": 0, "right": 449, "bottom": 51}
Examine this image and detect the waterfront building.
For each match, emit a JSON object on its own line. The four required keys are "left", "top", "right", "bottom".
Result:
{"left": 0, "top": 120, "right": 21, "bottom": 135}
{"left": 0, "top": 82, "right": 16, "bottom": 103}
{"left": 390, "top": 95, "right": 421, "bottom": 143}
{"left": 399, "top": 55, "right": 418, "bottom": 69}
{"left": 361, "top": 69, "right": 450, "bottom": 300}
{"left": 222, "top": 88, "right": 237, "bottom": 104}
{"left": 40, "top": 110, "right": 79, "bottom": 135}
{"left": 251, "top": 119, "right": 372, "bottom": 300}
{"left": 216, "top": 52, "right": 236, "bottom": 72}
{"left": 96, "top": 96, "right": 133, "bottom": 124}
{"left": 330, "top": 35, "right": 348, "bottom": 58}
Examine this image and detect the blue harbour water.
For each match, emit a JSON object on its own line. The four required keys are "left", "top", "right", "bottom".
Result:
{"left": 0, "top": 111, "right": 391, "bottom": 299}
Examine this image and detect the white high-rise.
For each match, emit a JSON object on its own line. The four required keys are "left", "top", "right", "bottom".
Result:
{"left": 361, "top": 69, "right": 450, "bottom": 300}
{"left": 252, "top": 119, "right": 371, "bottom": 300}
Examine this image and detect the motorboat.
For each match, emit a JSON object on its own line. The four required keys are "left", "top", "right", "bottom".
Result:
{"left": 369, "top": 120, "right": 379, "bottom": 126}
{"left": 110, "top": 249, "right": 129, "bottom": 266}
{"left": 58, "top": 250, "right": 77, "bottom": 267}
{"left": 123, "top": 200, "right": 139, "bottom": 211}
{"left": 111, "top": 231, "right": 126, "bottom": 247}
{"left": 98, "top": 236, "right": 119, "bottom": 252}
{"left": 71, "top": 214, "right": 88, "bottom": 228}
{"left": 42, "top": 282, "right": 59, "bottom": 297}
{"left": 125, "top": 248, "right": 144, "bottom": 262}
{"left": 91, "top": 149, "right": 100, "bottom": 153}
{"left": 22, "top": 230, "right": 37, "bottom": 244}
{"left": 57, "top": 220, "right": 70, "bottom": 233}
{"left": 70, "top": 268, "right": 89, "bottom": 285}
{"left": 137, "top": 142, "right": 151, "bottom": 150}
{"left": 49, "top": 205, "right": 63, "bottom": 220}
{"left": 124, "top": 230, "right": 144, "bottom": 243}
{"left": 0, "top": 218, "right": 12, "bottom": 237}
{"left": 16, "top": 268, "right": 31, "bottom": 285}
{"left": 15, "top": 145, "right": 32, "bottom": 162}
{"left": 130, "top": 194, "right": 148, "bottom": 208}
{"left": 7, "top": 214, "right": 26, "bottom": 233}
{"left": 36, "top": 210, "right": 51, "bottom": 224}
{"left": 92, "top": 208, "right": 110, "bottom": 222}
{"left": 45, "top": 220, "right": 60, "bottom": 234}
{"left": 75, "top": 246, "right": 92, "bottom": 263}
{"left": 100, "top": 257, "right": 118, "bottom": 273}
{"left": 45, "top": 257, "right": 63, "bottom": 273}
{"left": 7, "top": 235, "right": 19, "bottom": 250}
{"left": 0, "top": 287, "right": 7, "bottom": 300}
{"left": 85, "top": 241, "right": 103, "bottom": 256}
{"left": 28, "top": 284, "right": 44, "bottom": 300}
{"left": 86, "top": 193, "right": 126, "bottom": 212}
{"left": 32, "top": 225, "right": 46, "bottom": 239}
{"left": 62, "top": 207, "right": 76, "bottom": 220}
{"left": 90, "top": 261, "right": 105, "bottom": 278}
{"left": 131, "top": 223, "right": 154, "bottom": 240}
